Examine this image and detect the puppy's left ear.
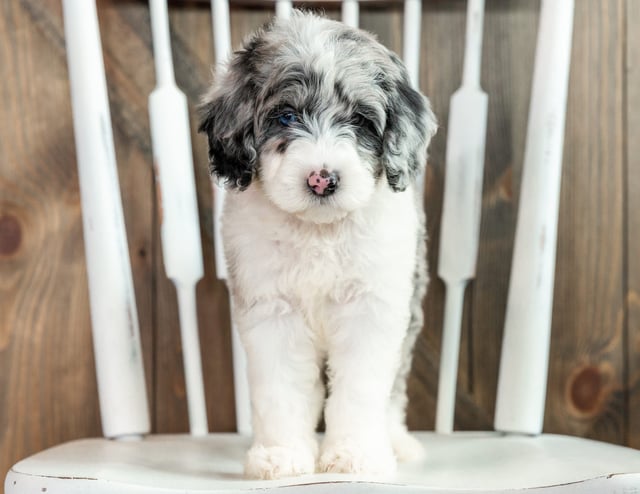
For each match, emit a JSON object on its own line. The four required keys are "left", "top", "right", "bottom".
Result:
{"left": 382, "top": 63, "right": 437, "bottom": 192}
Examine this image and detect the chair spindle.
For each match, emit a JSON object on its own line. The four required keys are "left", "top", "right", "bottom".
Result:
{"left": 62, "top": 0, "right": 150, "bottom": 440}
{"left": 494, "top": 0, "right": 575, "bottom": 435}
{"left": 149, "top": 0, "right": 209, "bottom": 436}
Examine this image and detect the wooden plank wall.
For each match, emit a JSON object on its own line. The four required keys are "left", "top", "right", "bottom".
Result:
{"left": 627, "top": 0, "right": 640, "bottom": 450}
{"left": 1, "top": 0, "right": 638, "bottom": 487}
{"left": 546, "top": 0, "right": 626, "bottom": 442}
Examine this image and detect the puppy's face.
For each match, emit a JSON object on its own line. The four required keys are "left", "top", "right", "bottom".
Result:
{"left": 200, "top": 12, "right": 437, "bottom": 223}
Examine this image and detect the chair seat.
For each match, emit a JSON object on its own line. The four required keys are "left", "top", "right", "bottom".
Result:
{"left": 6, "top": 432, "right": 640, "bottom": 493}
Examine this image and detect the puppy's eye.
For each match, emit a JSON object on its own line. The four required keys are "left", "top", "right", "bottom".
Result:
{"left": 278, "top": 112, "right": 298, "bottom": 126}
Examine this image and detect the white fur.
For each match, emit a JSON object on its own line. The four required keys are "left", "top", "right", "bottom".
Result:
{"left": 261, "top": 130, "right": 377, "bottom": 224}
{"left": 201, "top": 12, "right": 436, "bottom": 480}
{"left": 223, "top": 176, "right": 420, "bottom": 478}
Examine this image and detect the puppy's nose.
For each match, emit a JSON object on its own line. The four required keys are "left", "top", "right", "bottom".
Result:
{"left": 307, "top": 169, "right": 340, "bottom": 196}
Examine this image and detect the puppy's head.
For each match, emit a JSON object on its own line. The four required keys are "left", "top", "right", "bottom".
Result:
{"left": 199, "top": 12, "right": 437, "bottom": 223}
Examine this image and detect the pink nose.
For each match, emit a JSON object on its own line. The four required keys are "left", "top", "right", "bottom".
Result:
{"left": 307, "top": 169, "right": 339, "bottom": 196}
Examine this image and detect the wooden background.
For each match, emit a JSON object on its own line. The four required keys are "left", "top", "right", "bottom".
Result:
{"left": 1, "top": 0, "right": 639, "bottom": 488}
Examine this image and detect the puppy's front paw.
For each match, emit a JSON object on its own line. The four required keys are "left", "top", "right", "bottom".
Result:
{"left": 245, "top": 444, "right": 315, "bottom": 480}
{"left": 319, "top": 438, "right": 396, "bottom": 476}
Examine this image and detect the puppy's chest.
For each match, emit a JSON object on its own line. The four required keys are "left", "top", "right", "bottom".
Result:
{"left": 268, "top": 223, "right": 368, "bottom": 298}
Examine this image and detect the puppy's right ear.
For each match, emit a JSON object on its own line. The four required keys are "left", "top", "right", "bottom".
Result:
{"left": 199, "top": 57, "right": 257, "bottom": 190}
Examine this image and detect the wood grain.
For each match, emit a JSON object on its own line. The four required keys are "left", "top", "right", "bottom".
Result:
{"left": 544, "top": 0, "right": 626, "bottom": 444}
{"left": 413, "top": 0, "right": 540, "bottom": 430}
{"left": 626, "top": 0, "right": 640, "bottom": 449}
{"left": 466, "top": 0, "right": 538, "bottom": 429}
{"left": 1, "top": 1, "right": 639, "bottom": 491}
{"left": 0, "top": 0, "right": 100, "bottom": 476}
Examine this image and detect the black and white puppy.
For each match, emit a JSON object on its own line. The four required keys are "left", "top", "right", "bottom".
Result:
{"left": 200, "top": 11, "right": 437, "bottom": 480}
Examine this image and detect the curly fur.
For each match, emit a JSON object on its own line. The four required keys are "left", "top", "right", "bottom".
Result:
{"left": 200, "top": 11, "right": 436, "bottom": 479}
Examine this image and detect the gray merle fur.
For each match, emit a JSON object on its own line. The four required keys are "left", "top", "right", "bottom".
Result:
{"left": 199, "top": 12, "right": 436, "bottom": 192}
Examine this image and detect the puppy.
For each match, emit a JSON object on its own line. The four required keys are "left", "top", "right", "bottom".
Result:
{"left": 199, "top": 11, "right": 437, "bottom": 480}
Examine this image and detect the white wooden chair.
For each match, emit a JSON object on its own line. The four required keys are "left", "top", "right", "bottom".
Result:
{"left": 5, "top": 0, "right": 640, "bottom": 493}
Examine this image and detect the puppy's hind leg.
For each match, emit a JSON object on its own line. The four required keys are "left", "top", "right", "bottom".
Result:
{"left": 389, "top": 220, "right": 428, "bottom": 463}
{"left": 388, "top": 301, "right": 426, "bottom": 462}
{"left": 388, "top": 341, "right": 425, "bottom": 463}
{"left": 239, "top": 302, "right": 323, "bottom": 480}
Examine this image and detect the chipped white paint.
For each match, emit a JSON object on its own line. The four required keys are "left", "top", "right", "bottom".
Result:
{"left": 149, "top": 0, "right": 208, "bottom": 436}
{"left": 436, "top": 0, "right": 487, "bottom": 434}
{"left": 61, "top": 0, "right": 149, "bottom": 439}
{"left": 6, "top": 432, "right": 640, "bottom": 493}
{"left": 495, "top": 0, "right": 575, "bottom": 435}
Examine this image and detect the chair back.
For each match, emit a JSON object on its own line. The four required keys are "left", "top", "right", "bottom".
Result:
{"left": 210, "top": 0, "right": 428, "bottom": 437}
{"left": 61, "top": 0, "right": 574, "bottom": 440}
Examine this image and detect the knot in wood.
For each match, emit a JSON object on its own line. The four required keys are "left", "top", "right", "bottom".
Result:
{"left": 568, "top": 365, "right": 604, "bottom": 416}
{"left": 0, "top": 214, "right": 22, "bottom": 257}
